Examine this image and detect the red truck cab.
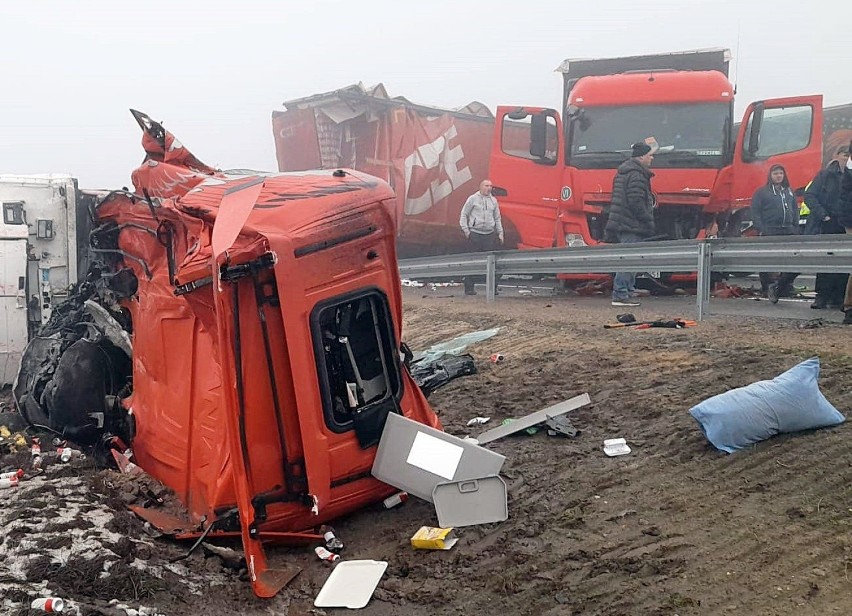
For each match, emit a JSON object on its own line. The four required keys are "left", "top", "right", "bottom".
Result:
{"left": 489, "top": 49, "right": 824, "bottom": 264}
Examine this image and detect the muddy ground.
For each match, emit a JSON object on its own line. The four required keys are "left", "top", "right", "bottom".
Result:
{"left": 2, "top": 289, "right": 852, "bottom": 615}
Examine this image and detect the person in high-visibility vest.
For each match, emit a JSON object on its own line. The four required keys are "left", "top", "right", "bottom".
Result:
{"left": 800, "top": 184, "right": 811, "bottom": 223}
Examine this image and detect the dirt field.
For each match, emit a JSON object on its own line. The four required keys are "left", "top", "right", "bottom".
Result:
{"left": 2, "top": 289, "right": 852, "bottom": 615}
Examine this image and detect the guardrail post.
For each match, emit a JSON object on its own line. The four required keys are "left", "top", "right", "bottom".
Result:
{"left": 486, "top": 253, "right": 496, "bottom": 302}
{"left": 696, "top": 241, "right": 711, "bottom": 321}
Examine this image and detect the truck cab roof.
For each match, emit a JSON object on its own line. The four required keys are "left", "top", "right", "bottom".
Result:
{"left": 569, "top": 70, "right": 733, "bottom": 106}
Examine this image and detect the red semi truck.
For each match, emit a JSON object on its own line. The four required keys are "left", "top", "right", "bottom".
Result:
{"left": 490, "top": 48, "right": 824, "bottom": 257}
{"left": 272, "top": 52, "right": 850, "bottom": 259}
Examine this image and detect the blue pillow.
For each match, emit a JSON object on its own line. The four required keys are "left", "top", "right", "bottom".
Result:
{"left": 689, "top": 357, "right": 844, "bottom": 453}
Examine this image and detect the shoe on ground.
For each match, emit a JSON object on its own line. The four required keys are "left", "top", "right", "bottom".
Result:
{"left": 767, "top": 283, "right": 779, "bottom": 304}
{"left": 810, "top": 296, "right": 827, "bottom": 309}
{"left": 844, "top": 310, "right": 852, "bottom": 325}
{"left": 464, "top": 289, "right": 477, "bottom": 296}
{"left": 612, "top": 299, "right": 641, "bottom": 307}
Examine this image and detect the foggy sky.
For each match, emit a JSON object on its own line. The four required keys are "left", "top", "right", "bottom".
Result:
{"left": 1, "top": 0, "right": 848, "bottom": 189}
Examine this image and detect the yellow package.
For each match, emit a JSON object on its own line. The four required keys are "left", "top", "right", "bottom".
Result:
{"left": 410, "top": 526, "right": 457, "bottom": 550}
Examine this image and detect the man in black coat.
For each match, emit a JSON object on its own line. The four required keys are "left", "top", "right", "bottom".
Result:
{"left": 605, "top": 141, "right": 656, "bottom": 307}
{"left": 805, "top": 145, "right": 851, "bottom": 309}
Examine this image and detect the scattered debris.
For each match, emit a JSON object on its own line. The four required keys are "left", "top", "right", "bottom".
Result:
{"left": 410, "top": 353, "right": 477, "bottom": 398}
{"left": 490, "top": 353, "right": 505, "bottom": 363}
{"left": 433, "top": 476, "right": 509, "bottom": 527}
{"left": 0, "top": 468, "right": 23, "bottom": 480}
{"left": 320, "top": 525, "right": 344, "bottom": 553}
{"left": 604, "top": 319, "right": 696, "bottom": 330}
{"left": 500, "top": 417, "right": 540, "bottom": 436}
{"left": 797, "top": 318, "right": 827, "bottom": 330}
{"left": 413, "top": 328, "right": 500, "bottom": 363}
{"left": 107, "top": 601, "right": 166, "bottom": 616}
{"left": 545, "top": 415, "right": 580, "bottom": 438}
{"left": 314, "top": 546, "right": 341, "bottom": 564}
{"left": 466, "top": 416, "right": 491, "bottom": 427}
{"left": 476, "top": 393, "right": 591, "bottom": 445}
{"left": 0, "top": 425, "right": 29, "bottom": 454}
{"left": 634, "top": 319, "right": 697, "bottom": 330}
{"left": 712, "top": 281, "right": 761, "bottom": 299}
{"left": 603, "top": 438, "right": 632, "bottom": 457}
{"left": 200, "top": 543, "right": 244, "bottom": 571}
{"left": 57, "top": 447, "right": 85, "bottom": 463}
{"left": 371, "top": 413, "right": 505, "bottom": 503}
{"left": 30, "top": 597, "right": 64, "bottom": 613}
{"left": 314, "top": 560, "right": 388, "bottom": 609}
{"left": 410, "top": 526, "right": 457, "bottom": 550}
{"left": 382, "top": 491, "right": 408, "bottom": 509}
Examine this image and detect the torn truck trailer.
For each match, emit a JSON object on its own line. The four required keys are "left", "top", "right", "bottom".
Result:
{"left": 16, "top": 111, "right": 441, "bottom": 597}
{"left": 272, "top": 83, "right": 495, "bottom": 258}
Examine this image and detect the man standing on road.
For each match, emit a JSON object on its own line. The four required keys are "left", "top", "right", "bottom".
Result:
{"left": 605, "top": 141, "right": 657, "bottom": 307}
{"left": 459, "top": 179, "right": 504, "bottom": 295}
{"left": 805, "top": 145, "right": 851, "bottom": 309}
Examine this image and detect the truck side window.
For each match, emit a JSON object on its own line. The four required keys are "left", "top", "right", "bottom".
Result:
{"left": 3, "top": 202, "right": 25, "bottom": 225}
{"left": 312, "top": 291, "right": 401, "bottom": 433}
{"left": 743, "top": 105, "right": 813, "bottom": 158}
{"left": 501, "top": 112, "right": 559, "bottom": 163}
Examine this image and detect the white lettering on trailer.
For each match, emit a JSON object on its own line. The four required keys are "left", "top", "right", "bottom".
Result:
{"left": 403, "top": 124, "right": 473, "bottom": 215}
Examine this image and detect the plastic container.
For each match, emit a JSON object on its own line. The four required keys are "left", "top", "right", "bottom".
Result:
{"left": 0, "top": 477, "right": 19, "bottom": 489}
{"left": 314, "top": 546, "right": 340, "bottom": 563}
{"left": 58, "top": 448, "right": 84, "bottom": 463}
{"left": 382, "top": 492, "right": 409, "bottom": 509}
{"left": 30, "top": 597, "right": 64, "bottom": 612}
{"left": 0, "top": 469, "right": 24, "bottom": 481}
{"left": 320, "top": 525, "right": 344, "bottom": 553}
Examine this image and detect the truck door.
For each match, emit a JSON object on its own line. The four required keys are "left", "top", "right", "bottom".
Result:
{"left": 0, "top": 217, "right": 28, "bottom": 387}
{"left": 730, "top": 95, "right": 824, "bottom": 207}
{"left": 489, "top": 107, "right": 564, "bottom": 249}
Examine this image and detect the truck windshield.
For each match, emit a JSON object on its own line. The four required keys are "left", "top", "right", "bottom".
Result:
{"left": 570, "top": 103, "right": 730, "bottom": 169}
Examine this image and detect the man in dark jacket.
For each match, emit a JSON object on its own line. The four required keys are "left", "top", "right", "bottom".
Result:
{"left": 605, "top": 141, "right": 656, "bottom": 306}
{"left": 805, "top": 146, "right": 850, "bottom": 309}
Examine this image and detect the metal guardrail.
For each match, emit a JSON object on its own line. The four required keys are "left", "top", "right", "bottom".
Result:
{"left": 398, "top": 235, "right": 852, "bottom": 321}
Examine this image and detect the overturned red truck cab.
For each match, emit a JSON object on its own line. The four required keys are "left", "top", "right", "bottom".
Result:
{"left": 14, "top": 111, "right": 439, "bottom": 597}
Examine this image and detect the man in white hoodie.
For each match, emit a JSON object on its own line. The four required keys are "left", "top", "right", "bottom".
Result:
{"left": 459, "top": 179, "right": 504, "bottom": 295}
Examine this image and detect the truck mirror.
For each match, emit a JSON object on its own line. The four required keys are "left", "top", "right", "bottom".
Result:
{"left": 530, "top": 113, "right": 548, "bottom": 158}
{"left": 491, "top": 186, "right": 508, "bottom": 197}
{"left": 566, "top": 105, "right": 582, "bottom": 119}
{"left": 507, "top": 109, "right": 529, "bottom": 121}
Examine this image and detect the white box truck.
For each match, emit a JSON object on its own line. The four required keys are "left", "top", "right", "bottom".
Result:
{"left": 0, "top": 174, "right": 86, "bottom": 384}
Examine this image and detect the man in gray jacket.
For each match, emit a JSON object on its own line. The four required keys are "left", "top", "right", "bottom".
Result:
{"left": 459, "top": 179, "right": 504, "bottom": 295}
